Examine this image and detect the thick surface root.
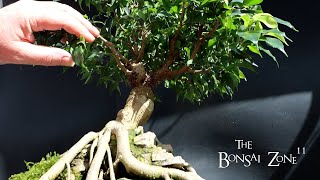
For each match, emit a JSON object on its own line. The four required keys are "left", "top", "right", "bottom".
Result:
{"left": 41, "top": 121, "right": 204, "bottom": 180}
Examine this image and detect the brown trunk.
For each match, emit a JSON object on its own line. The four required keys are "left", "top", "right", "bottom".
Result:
{"left": 116, "top": 86, "right": 154, "bottom": 129}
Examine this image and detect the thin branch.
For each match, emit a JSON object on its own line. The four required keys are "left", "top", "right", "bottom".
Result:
{"left": 155, "top": 66, "right": 211, "bottom": 82}
{"left": 127, "top": 39, "right": 138, "bottom": 58}
{"left": 98, "top": 36, "right": 132, "bottom": 75}
{"left": 190, "top": 21, "right": 220, "bottom": 59}
{"left": 161, "top": 0, "right": 186, "bottom": 69}
{"left": 136, "top": 31, "right": 148, "bottom": 62}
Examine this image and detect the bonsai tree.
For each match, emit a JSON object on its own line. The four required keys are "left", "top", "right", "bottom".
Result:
{"left": 10, "top": 0, "right": 297, "bottom": 179}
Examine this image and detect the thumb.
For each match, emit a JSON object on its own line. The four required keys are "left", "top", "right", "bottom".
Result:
{"left": 12, "top": 42, "right": 75, "bottom": 67}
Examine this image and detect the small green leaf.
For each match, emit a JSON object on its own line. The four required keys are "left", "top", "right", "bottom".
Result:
{"left": 240, "top": 14, "right": 251, "bottom": 28}
{"left": 208, "top": 38, "right": 217, "bottom": 47}
{"left": 238, "top": 69, "right": 246, "bottom": 80}
{"left": 259, "top": 46, "right": 279, "bottom": 66}
{"left": 263, "top": 29, "right": 288, "bottom": 45}
{"left": 252, "top": 13, "right": 278, "bottom": 28}
{"left": 274, "top": 17, "right": 298, "bottom": 31}
{"left": 248, "top": 45, "right": 262, "bottom": 57}
{"left": 243, "top": 0, "right": 263, "bottom": 6}
{"left": 231, "top": 0, "right": 244, "bottom": 3}
{"left": 170, "top": 6, "right": 178, "bottom": 13}
{"left": 264, "top": 37, "right": 287, "bottom": 56}
{"left": 237, "top": 31, "right": 261, "bottom": 44}
{"left": 137, "top": 10, "right": 146, "bottom": 20}
{"left": 184, "top": 47, "right": 190, "bottom": 59}
{"left": 187, "top": 59, "right": 193, "bottom": 66}
{"left": 73, "top": 46, "right": 84, "bottom": 66}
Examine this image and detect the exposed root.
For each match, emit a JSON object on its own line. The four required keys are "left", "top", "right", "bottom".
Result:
{"left": 186, "top": 166, "right": 197, "bottom": 173}
{"left": 113, "top": 122, "right": 204, "bottom": 180}
{"left": 163, "top": 174, "right": 171, "bottom": 180}
{"left": 40, "top": 132, "right": 98, "bottom": 180}
{"left": 42, "top": 121, "right": 203, "bottom": 180}
{"left": 65, "top": 162, "right": 71, "bottom": 180}
{"left": 106, "top": 137, "right": 116, "bottom": 180}
{"left": 106, "top": 155, "right": 121, "bottom": 176}
{"left": 86, "top": 127, "right": 111, "bottom": 180}
{"left": 89, "top": 138, "right": 98, "bottom": 164}
{"left": 98, "top": 170, "right": 104, "bottom": 180}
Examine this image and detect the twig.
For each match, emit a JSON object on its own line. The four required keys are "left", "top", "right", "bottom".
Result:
{"left": 98, "top": 36, "right": 132, "bottom": 75}
{"left": 40, "top": 132, "right": 98, "bottom": 180}
{"left": 128, "top": 39, "right": 138, "bottom": 58}
{"left": 136, "top": 31, "right": 147, "bottom": 62}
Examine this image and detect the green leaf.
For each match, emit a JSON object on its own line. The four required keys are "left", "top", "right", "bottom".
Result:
{"left": 237, "top": 31, "right": 261, "bottom": 44}
{"left": 274, "top": 17, "right": 298, "bottom": 31}
{"left": 187, "top": 59, "right": 193, "bottom": 66}
{"left": 248, "top": 45, "right": 262, "bottom": 57}
{"left": 72, "top": 46, "right": 84, "bottom": 66}
{"left": 243, "top": 0, "right": 263, "bottom": 6}
{"left": 238, "top": 69, "right": 247, "bottom": 80}
{"left": 184, "top": 47, "right": 190, "bottom": 59}
{"left": 170, "top": 6, "right": 178, "bottom": 13}
{"left": 240, "top": 14, "right": 251, "bottom": 28}
{"left": 137, "top": 10, "right": 146, "bottom": 20}
{"left": 264, "top": 37, "right": 288, "bottom": 56}
{"left": 208, "top": 38, "right": 217, "bottom": 47}
{"left": 231, "top": 0, "right": 244, "bottom": 3}
{"left": 259, "top": 46, "right": 279, "bottom": 66}
{"left": 252, "top": 13, "right": 278, "bottom": 28}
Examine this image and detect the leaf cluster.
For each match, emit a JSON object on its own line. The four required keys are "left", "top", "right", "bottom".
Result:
{"left": 38, "top": 0, "right": 297, "bottom": 102}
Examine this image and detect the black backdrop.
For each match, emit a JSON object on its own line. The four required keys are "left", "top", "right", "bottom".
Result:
{"left": 1, "top": 0, "right": 320, "bottom": 180}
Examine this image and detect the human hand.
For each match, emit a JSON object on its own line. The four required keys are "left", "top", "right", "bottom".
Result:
{"left": 0, "top": 0, "right": 100, "bottom": 66}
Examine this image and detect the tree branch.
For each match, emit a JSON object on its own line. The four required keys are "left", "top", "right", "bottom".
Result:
{"left": 157, "top": 66, "right": 210, "bottom": 82}
{"left": 161, "top": 0, "right": 186, "bottom": 69}
{"left": 190, "top": 20, "right": 220, "bottom": 59}
{"left": 127, "top": 39, "right": 138, "bottom": 58}
{"left": 136, "top": 31, "right": 148, "bottom": 63}
{"left": 98, "top": 36, "right": 132, "bottom": 75}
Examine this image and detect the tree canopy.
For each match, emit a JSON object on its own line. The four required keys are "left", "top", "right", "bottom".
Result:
{"left": 38, "top": 0, "right": 297, "bottom": 102}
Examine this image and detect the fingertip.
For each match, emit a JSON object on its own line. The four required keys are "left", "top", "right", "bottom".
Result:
{"left": 84, "top": 31, "right": 96, "bottom": 43}
{"left": 92, "top": 26, "right": 100, "bottom": 37}
{"left": 61, "top": 56, "right": 75, "bottom": 67}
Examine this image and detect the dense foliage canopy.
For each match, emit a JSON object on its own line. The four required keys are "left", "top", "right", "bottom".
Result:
{"left": 38, "top": 0, "right": 297, "bottom": 102}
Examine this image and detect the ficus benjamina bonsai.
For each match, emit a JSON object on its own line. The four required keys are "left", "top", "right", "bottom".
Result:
{"left": 10, "top": 0, "right": 297, "bottom": 179}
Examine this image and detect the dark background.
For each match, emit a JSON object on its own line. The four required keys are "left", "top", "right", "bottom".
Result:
{"left": 1, "top": 0, "right": 319, "bottom": 179}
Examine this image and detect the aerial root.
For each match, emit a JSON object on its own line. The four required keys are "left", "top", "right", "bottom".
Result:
{"left": 162, "top": 174, "right": 171, "bottom": 180}
{"left": 65, "top": 162, "right": 71, "bottom": 180}
{"left": 89, "top": 138, "right": 98, "bottom": 164}
{"left": 41, "top": 121, "right": 204, "bottom": 180}
{"left": 39, "top": 131, "right": 98, "bottom": 180}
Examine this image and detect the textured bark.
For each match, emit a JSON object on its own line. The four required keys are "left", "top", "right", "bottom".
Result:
{"left": 116, "top": 86, "right": 154, "bottom": 129}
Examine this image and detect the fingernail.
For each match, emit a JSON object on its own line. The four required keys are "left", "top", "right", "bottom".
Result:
{"left": 92, "top": 25, "right": 100, "bottom": 37}
{"left": 62, "top": 56, "right": 75, "bottom": 67}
